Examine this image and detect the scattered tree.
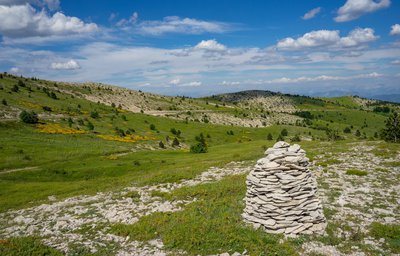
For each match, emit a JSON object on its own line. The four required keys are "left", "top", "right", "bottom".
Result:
{"left": 343, "top": 127, "right": 351, "bottom": 133}
{"left": 267, "top": 133, "right": 273, "bottom": 140}
{"left": 190, "top": 133, "right": 208, "bottom": 153}
{"left": 150, "top": 124, "right": 156, "bottom": 130}
{"left": 11, "top": 84, "right": 19, "bottom": 92}
{"left": 172, "top": 137, "right": 180, "bottom": 147}
{"left": 67, "top": 117, "right": 74, "bottom": 127}
{"left": 2, "top": 99, "right": 7, "bottom": 106}
{"left": 115, "top": 127, "right": 125, "bottom": 137}
{"left": 280, "top": 128, "right": 288, "bottom": 137}
{"left": 87, "top": 121, "right": 94, "bottom": 131}
{"left": 290, "top": 134, "right": 301, "bottom": 142}
{"left": 381, "top": 112, "right": 400, "bottom": 143}
{"left": 355, "top": 129, "right": 361, "bottom": 137}
{"left": 19, "top": 110, "right": 38, "bottom": 124}
{"left": 90, "top": 111, "right": 99, "bottom": 119}
{"left": 159, "top": 141, "right": 165, "bottom": 148}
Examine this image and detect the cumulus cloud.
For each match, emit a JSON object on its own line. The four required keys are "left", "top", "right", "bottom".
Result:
{"left": 277, "top": 28, "right": 377, "bottom": 51}
{"left": 0, "top": 0, "right": 60, "bottom": 10}
{"left": 390, "top": 24, "right": 400, "bottom": 35}
{"left": 302, "top": 7, "right": 321, "bottom": 20}
{"left": 194, "top": 39, "right": 226, "bottom": 51}
{"left": 169, "top": 78, "right": 181, "bottom": 85}
{"left": 0, "top": 3, "right": 98, "bottom": 38}
{"left": 134, "top": 16, "right": 232, "bottom": 35}
{"left": 50, "top": 59, "right": 81, "bottom": 70}
{"left": 335, "top": 0, "right": 390, "bottom": 22}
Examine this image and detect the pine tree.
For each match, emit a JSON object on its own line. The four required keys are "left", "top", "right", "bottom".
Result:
{"left": 382, "top": 112, "right": 400, "bottom": 143}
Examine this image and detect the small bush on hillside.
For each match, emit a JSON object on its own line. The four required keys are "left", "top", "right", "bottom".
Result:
{"left": 19, "top": 110, "right": 38, "bottom": 124}
{"left": 355, "top": 129, "right": 361, "bottom": 137}
{"left": 87, "top": 121, "right": 94, "bottom": 131}
{"left": 67, "top": 117, "right": 74, "bottom": 127}
{"left": 267, "top": 133, "right": 273, "bottom": 140}
{"left": 18, "top": 80, "right": 26, "bottom": 87}
{"left": 172, "top": 137, "right": 180, "bottom": 147}
{"left": 343, "top": 127, "right": 351, "bottom": 133}
{"left": 159, "top": 141, "right": 165, "bottom": 148}
{"left": 280, "top": 129, "right": 288, "bottom": 137}
{"left": 290, "top": 134, "right": 301, "bottom": 142}
{"left": 326, "top": 129, "right": 341, "bottom": 141}
{"left": 150, "top": 124, "right": 156, "bottom": 130}
{"left": 2, "top": 99, "right": 7, "bottom": 105}
{"left": 115, "top": 127, "right": 125, "bottom": 137}
{"left": 90, "top": 111, "right": 99, "bottom": 119}
{"left": 11, "top": 84, "right": 19, "bottom": 92}
{"left": 42, "top": 106, "right": 52, "bottom": 112}
{"left": 276, "top": 134, "right": 284, "bottom": 142}
{"left": 121, "top": 115, "right": 127, "bottom": 121}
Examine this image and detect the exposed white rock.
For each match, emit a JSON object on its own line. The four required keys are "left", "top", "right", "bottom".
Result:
{"left": 243, "top": 141, "right": 326, "bottom": 235}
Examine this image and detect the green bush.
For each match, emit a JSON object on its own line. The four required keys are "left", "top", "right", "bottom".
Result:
{"left": 150, "top": 124, "right": 156, "bottom": 130}
{"left": 280, "top": 129, "right": 288, "bottom": 136}
{"left": 19, "top": 110, "right": 38, "bottom": 124}
{"left": 115, "top": 127, "right": 125, "bottom": 137}
{"left": 172, "top": 137, "right": 180, "bottom": 147}
{"left": 86, "top": 121, "right": 94, "bottom": 131}
{"left": 190, "top": 133, "right": 208, "bottom": 153}
{"left": 90, "top": 111, "right": 99, "bottom": 119}
{"left": 343, "top": 127, "right": 351, "bottom": 133}
{"left": 267, "top": 133, "right": 273, "bottom": 140}
{"left": 2, "top": 99, "right": 7, "bottom": 106}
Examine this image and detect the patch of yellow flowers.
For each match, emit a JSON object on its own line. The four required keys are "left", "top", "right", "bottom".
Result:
{"left": 37, "top": 123, "right": 86, "bottom": 134}
{"left": 97, "top": 134, "right": 154, "bottom": 143}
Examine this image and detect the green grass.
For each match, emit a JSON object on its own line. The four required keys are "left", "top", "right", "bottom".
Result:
{"left": 370, "top": 222, "right": 400, "bottom": 253}
{"left": 0, "top": 237, "right": 62, "bottom": 256}
{"left": 345, "top": 169, "right": 368, "bottom": 176}
{"left": 111, "top": 175, "right": 301, "bottom": 256}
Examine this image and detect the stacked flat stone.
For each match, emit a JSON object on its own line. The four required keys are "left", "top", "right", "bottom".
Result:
{"left": 242, "top": 141, "right": 326, "bottom": 235}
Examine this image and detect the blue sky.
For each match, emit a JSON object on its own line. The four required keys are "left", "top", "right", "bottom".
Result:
{"left": 0, "top": 0, "right": 399, "bottom": 98}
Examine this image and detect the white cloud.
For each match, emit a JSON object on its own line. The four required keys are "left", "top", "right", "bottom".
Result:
{"left": 194, "top": 39, "right": 226, "bottom": 51}
{"left": 302, "top": 7, "right": 321, "bottom": 20}
{"left": 220, "top": 80, "right": 241, "bottom": 86}
{"left": 9, "top": 67, "right": 20, "bottom": 73}
{"left": 134, "top": 16, "right": 232, "bottom": 35}
{"left": 178, "top": 81, "right": 202, "bottom": 87}
{"left": 391, "top": 60, "right": 400, "bottom": 65}
{"left": 169, "top": 78, "right": 181, "bottom": 85}
{"left": 252, "top": 72, "right": 384, "bottom": 84}
{"left": 116, "top": 12, "right": 138, "bottom": 27}
{"left": 335, "top": 0, "right": 391, "bottom": 22}
{"left": 0, "top": 3, "right": 98, "bottom": 38}
{"left": 0, "top": 0, "right": 60, "bottom": 10}
{"left": 277, "top": 28, "right": 377, "bottom": 51}
{"left": 390, "top": 24, "right": 400, "bottom": 35}
{"left": 50, "top": 59, "right": 81, "bottom": 70}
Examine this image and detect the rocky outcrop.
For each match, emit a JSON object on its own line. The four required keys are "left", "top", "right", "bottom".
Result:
{"left": 242, "top": 141, "right": 326, "bottom": 235}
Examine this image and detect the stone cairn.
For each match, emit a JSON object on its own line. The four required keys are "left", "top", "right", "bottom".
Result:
{"left": 242, "top": 141, "right": 326, "bottom": 235}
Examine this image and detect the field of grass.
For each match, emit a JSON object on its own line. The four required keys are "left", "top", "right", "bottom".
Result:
{"left": 1, "top": 74, "right": 399, "bottom": 255}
